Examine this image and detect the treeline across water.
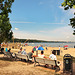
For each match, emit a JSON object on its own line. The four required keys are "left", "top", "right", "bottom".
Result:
{"left": 9, "top": 38, "right": 69, "bottom": 43}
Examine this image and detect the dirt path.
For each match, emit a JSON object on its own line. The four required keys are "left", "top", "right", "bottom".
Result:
{"left": 0, "top": 54, "right": 55, "bottom": 75}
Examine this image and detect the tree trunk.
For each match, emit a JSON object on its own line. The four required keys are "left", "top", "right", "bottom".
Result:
{"left": 0, "top": 43, "right": 1, "bottom": 51}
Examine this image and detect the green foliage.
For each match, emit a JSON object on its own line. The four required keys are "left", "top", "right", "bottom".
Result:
{"left": 69, "top": 17, "right": 75, "bottom": 35}
{"left": 0, "top": 0, "right": 14, "bottom": 43}
{"left": 62, "top": 0, "right": 75, "bottom": 35}
{"left": 70, "top": 17, "right": 75, "bottom": 28}
{"left": 62, "top": 0, "right": 75, "bottom": 10}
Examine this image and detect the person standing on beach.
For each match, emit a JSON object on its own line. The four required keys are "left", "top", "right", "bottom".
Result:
{"left": 46, "top": 47, "right": 48, "bottom": 50}
{"left": 59, "top": 46, "right": 60, "bottom": 50}
{"left": 59, "top": 46, "right": 60, "bottom": 55}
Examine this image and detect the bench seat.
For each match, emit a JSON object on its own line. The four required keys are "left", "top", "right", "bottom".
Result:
{"left": 34, "top": 57, "right": 60, "bottom": 72}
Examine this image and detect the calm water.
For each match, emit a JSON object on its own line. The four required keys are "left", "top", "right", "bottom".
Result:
{"left": 27, "top": 42, "right": 75, "bottom": 48}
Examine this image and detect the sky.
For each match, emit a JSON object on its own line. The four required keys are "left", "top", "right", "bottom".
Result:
{"left": 9, "top": 0, "right": 75, "bottom": 41}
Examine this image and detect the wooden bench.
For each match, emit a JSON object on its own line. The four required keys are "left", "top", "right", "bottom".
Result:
{"left": 3, "top": 51, "right": 13, "bottom": 58}
{"left": 34, "top": 57, "right": 60, "bottom": 72}
{"left": 15, "top": 54, "right": 28, "bottom": 61}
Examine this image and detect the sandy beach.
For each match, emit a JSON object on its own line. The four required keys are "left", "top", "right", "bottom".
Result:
{"left": 9, "top": 46, "right": 75, "bottom": 57}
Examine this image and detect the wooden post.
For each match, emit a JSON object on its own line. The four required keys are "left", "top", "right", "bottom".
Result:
{"left": 36, "top": 50, "right": 38, "bottom": 56}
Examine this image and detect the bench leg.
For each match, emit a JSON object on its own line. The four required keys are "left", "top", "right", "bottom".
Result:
{"left": 3, "top": 55, "right": 6, "bottom": 58}
{"left": 55, "top": 66, "right": 60, "bottom": 72}
{"left": 15, "top": 57, "right": 17, "bottom": 61}
{"left": 34, "top": 62, "right": 36, "bottom": 67}
{"left": 38, "top": 62, "right": 40, "bottom": 66}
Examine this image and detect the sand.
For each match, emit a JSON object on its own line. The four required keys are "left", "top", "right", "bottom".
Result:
{"left": 9, "top": 46, "right": 75, "bottom": 57}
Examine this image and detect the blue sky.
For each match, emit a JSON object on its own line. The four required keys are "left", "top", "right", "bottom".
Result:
{"left": 9, "top": 0, "right": 75, "bottom": 41}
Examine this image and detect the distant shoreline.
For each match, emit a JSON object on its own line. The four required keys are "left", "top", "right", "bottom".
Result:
{"left": 9, "top": 38, "right": 75, "bottom": 43}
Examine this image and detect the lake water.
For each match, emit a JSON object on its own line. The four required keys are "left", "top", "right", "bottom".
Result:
{"left": 27, "top": 42, "right": 75, "bottom": 48}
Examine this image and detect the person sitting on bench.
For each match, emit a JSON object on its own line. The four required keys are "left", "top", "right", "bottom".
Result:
{"left": 18, "top": 48, "right": 22, "bottom": 54}
{"left": 49, "top": 51, "right": 58, "bottom": 69}
{"left": 38, "top": 51, "right": 49, "bottom": 67}
{"left": 5, "top": 48, "right": 8, "bottom": 52}
{"left": 27, "top": 50, "right": 34, "bottom": 60}
{"left": 49, "top": 50, "right": 57, "bottom": 60}
{"left": 8, "top": 48, "right": 11, "bottom": 52}
{"left": 38, "top": 51, "right": 47, "bottom": 58}
{"left": 21, "top": 49, "right": 27, "bottom": 55}
{"left": 8, "top": 48, "right": 15, "bottom": 58}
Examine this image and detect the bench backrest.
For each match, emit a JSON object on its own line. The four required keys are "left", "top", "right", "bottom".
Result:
{"left": 4, "top": 52, "right": 12, "bottom": 58}
{"left": 4, "top": 52, "right": 12, "bottom": 56}
{"left": 16, "top": 54, "right": 28, "bottom": 60}
{"left": 35, "top": 57, "right": 56, "bottom": 66}
{"left": 44, "top": 59, "right": 56, "bottom": 65}
{"left": 35, "top": 57, "right": 45, "bottom": 64}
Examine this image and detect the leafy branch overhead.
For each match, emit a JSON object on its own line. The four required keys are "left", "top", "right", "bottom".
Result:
{"left": 0, "top": 0, "right": 14, "bottom": 43}
{"left": 62, "top": 0, "right": 75, "bottom": 35}
{"left": 62, "top": 0, "right": 75, "bottom": 10}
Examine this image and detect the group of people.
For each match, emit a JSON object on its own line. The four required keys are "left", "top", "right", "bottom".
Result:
{"left": 17, "top": 47, "right": 57, "bottom": 61}
{"left": 5, "top": 47, "right": 60, "bottom": 69}
{"left": 5, "top": 48, "right": 16, "bottom": 57}
{"left": 5, "top": 48, "right": 11, "bottom": 52}
{"left": 18, "top": 47, "right": 34, "bottom": 60}
{"left": 18, "top": 48, "right": 27, "bottom": 55}
{"left": 37, "top": 50, "right": 60, "bottom": 69}
{"left": 5, "top": 47, "right": 58, "bottom": 62}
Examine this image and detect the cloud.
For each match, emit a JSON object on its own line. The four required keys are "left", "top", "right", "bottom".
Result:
{"left": 59, "top": 6, "right": 75, "bottom": 15}
{"left": 15, "top": 28, "right": 19, "bottom": 30}
{"left": 60, "top": 20, "right": 65, "bottom": 23}
{"left": 13, "top": 26, "right": 75, "bottom": 41}
{"left": 44, "top": 23, "right": 66, "bottom": 24}
{"left": 69, "top": 9, "right": 75, "bottom": 14}
{"left": 39, "top": 26, "right": 75, "bottom": 41}
{"left": 39, "top": 31, "right": 45, "bottom": 32}
{"left": 59, "top": 6, "right": 64, "bottom": 10}
{"left": 13, "top": 30, "right": 49, "bottom": 40}
{"left": 10, "top": 21, "right": 35, "bottom": 24}
{"left": 39, "top": 2, "right": 44, "bottom": 5}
